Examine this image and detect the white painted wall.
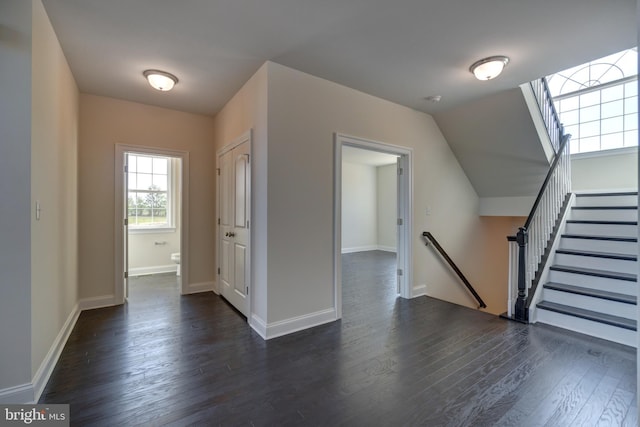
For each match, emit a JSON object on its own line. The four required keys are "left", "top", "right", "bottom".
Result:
{"left": 377, "top": 164, "right": 397, "bottom": 251}
{"left": 31, "top": 0, "right": 79, "bottom": 391}
{"left": 571, "top": 149, "right": 638, "bottom": 191}
{"left": 341, "top": 162, "right": 377, "bottom": 252}
{"left": 0, "top": 0, "right": 33, "bottom": 401}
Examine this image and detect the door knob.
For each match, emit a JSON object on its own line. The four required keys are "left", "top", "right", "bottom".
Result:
{"left": 229, "top": 232, "right": 236, "bottom": 237}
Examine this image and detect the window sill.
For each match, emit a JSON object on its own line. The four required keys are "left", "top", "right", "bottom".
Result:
{"left": 129, "top": 227, "right": 177, "bottom": 235}
{"left": 571, "top": 146, "right": 638, "bottom": 160}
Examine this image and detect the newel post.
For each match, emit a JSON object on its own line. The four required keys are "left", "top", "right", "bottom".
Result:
{"left": 514, "top": 227, "right": 529, "bottom": 322}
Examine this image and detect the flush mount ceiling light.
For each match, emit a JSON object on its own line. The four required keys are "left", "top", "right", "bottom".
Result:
{"left": 469, "top": 56, "right": 510, "bottom": 81}
{"left": 143, "top": 69, "right": 178, "bottom": 91}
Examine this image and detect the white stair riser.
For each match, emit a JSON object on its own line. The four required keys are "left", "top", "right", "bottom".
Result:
{"left": 570, "top": 208, "right": 638, "bottom": 222}
{"left": 541, "top": 288, "right": 636, "bottom": 319}
{"left": 574, "top": 195, "right": 638, "bottom": 207}
{"left": 553, "top": 253, "right": 638, "bottom": 274}
{"left": 558, "top": 237, "right": 637, "bottom": 255}
{"left": 564, "top": 222, "right": 637, "bottom": 237}
{"left": 534, "top": 309, "right": 636, "bottom": 348}
{"left": 547, "top": 270, "right": 636, "bottom": 295}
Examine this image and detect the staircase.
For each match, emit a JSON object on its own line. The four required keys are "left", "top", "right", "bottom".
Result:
{"left": 534, "top": 191, "right": 638, "bottom": 347}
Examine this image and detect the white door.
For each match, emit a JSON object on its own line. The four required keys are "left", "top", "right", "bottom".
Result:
{"left": 123, "top": 154, "right": 130, "bottom": 299}
{"left": 218, "top": 141, "right": 250, "bottom": 316}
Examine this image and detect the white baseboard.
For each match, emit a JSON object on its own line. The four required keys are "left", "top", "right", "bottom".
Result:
{"left": 32, "top": 303, "right": 80, "bottom": 402}
{"left": 0, "top": 383, "right": 34, "bottom": 404}
{"left": 250, "top": 314, "right": 268, "bottom": 339}
{"left": 185, "top": 281, "right": 215, "bottom": 294}
{"left": 342, "top": 245, "right": 397, "bottom": 254}
{"left": 259, "top": 308, "right": 337, "bottom": 340}
{"left": 79, "top": 295, "right": 116, "bottom": 310}
{"left": 129, "top": 264, "right": 177, "bottom": 276}
{"left": 412, "top": 284, "right": 427, "bottom": 297}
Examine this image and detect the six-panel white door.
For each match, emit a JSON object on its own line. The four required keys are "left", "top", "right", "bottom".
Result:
{"left": 219, "top": 141, "right": 250, "bottom": 316}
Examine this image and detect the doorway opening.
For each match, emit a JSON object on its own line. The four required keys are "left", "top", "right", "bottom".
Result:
{"left": 334, "top": 134, "right": 413, "bottom": 319}
{"left": 114, "top": 145, "right": 190, "bottom": 304}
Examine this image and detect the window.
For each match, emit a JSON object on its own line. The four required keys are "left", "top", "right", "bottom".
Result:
{"left": 127, "top": 154, "right": 173, "bottom": 229}
{"left": 547, "top": 48, "right": 638, "bottom": 154}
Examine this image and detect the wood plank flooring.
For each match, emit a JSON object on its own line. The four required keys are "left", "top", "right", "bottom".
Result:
{"left": 40, "top": 251, "right": 637, "bottom": 426}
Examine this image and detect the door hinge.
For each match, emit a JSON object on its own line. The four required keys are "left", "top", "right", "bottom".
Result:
{"left": 218, "top": 218, "right": 221, "bottom": 225}
{"left": 246, "top": 286, "right": 249, "bottom": 295}
{"left": 397, "top": 218, "right": 403, "bottom": 226}
{"left": 217, "top": 267, "right": 220, "bottom": 275}
{"left": 246, "top": 220, "right": 250, "bottom": 228}
{"left": 397, "top": 269, "right": 403, "bottom": 276}
{"left": 217, "top": 168, "right": 220, "bottom": 176}
{"left": 124, "top": 165, "right": 128, "bottom": 173}
{"left": 124, "top": 218, "right": 128, "bottom": 226}
{"left": 124, "top": 271, "right": 128, "bottom": 279}
{"left": 398, "top": 167, "right": 403, "bottom": 175}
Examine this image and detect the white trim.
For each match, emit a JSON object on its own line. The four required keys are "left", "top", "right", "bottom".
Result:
{"left": 129, "top": 264, "right": 177, "bottom": 277}
{"left": 341, "top": 245, "right": 397, "bottom": 254}
{"left": 571, "top": 145, "right": 638, "bottom": 160}
{"left": 520, "top": 83, "right": 555, "bottom": 163}
{"left": 412, "top": 284, "right": 427, "bottom": 297}
{"left": 334, "top": 133, "right": 414, "bottom": 320}
{"left": 0, "top": 383, "right": 34, "bottom": 404}
{"left": 114, "top": 144, "right": 190, "bottom": 302}
{"left": 259, "top": 308, "right": 337, "bottom": 340}
{"left": 185, "top": 281, "right": 215, "bottom": 294}
{"left": 32, "top": 304, "right": 81, "bottom": 402}
{"left": 78, "top": 295, "right": 117, "bottom": 311}
{"left": 250, "top": 314, "right": 268, "bottom": 339}
{"left": 377, "top": 245, "right": 397, "bottom": 253}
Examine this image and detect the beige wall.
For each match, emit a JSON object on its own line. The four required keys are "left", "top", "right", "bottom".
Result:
{"left": 31, "top": 0, "right": 80, "bottom": 378}
{"left": 572, "top": 150, "right": 638, "bottom": 191}
{"left": 341, "top": 162, "right": 378, "bottom": 252}
{"left": 79, "top": 95, "right": 215, "bottom": 299}
{"left": 212, "top": 64, "right": 268, "bottom": 322}
{"left": 267, "top": 62, "right": 504, "bottom": 322}
{"left": 377, "top": 164, "right": 397, "bottom": 251}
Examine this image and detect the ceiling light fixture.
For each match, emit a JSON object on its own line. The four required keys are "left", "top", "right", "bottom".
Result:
{"left": 469, "top": 56, "right": 510, "bottom": 81}
{"left": 143, "top": 69, "right": 178, "bottom": 91}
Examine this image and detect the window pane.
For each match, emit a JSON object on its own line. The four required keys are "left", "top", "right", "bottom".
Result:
{"left": 580, "top": 91, "right": 600, "bottom": 108}
{"left": 564, "top": 124, "right": 579, "bottom": 139}
{"left": 137, "top": 156, "right": 152, "bottom": 173}
{"left": 560, "top": 109, "right": 579, "bottom": 125}
{"left": 127, "top": 172, "right": 137, "bottom": 190}
{"left": 624, "top": 113, "right": 638, "bottom": 131}
{"left": 580, "top": 120, "right": 600, "bottom": 138}
{"left": 601, "top": 116, "right": 623, "bottom": 135}
{"left": 600, "top": 132, "right": 624, "bottom": 150}
{"left": 570, "top": 139, "right": 580, "bottom": 154}
{"left": 625, "top": 81, "right": 638, "bottom": 97}
{"left": 601, "top": 100, "right": 624, "bottom": 119}
{"left": 153, "top": 157, "right": 168, "bottom": 174}
{"left": 137, "top": 173, "right": 152, "bottom": 190}
{"left": 558, "top": 96, "right": 579, "bottom": 112}
{"left": 153, "top": 174, "right": 168, "bottom": 191}
{"left": 579, "top": 136, "right": 600, "bottom": 152}
{"left": 579, "top": 105, "right": 600, "bottom": 122}
{"left": 128, "top": 155, "right": 137, "bottom": 172}
{"left": 624, "top": 130, "right": 638, "bottom": 147}
{"left": 624, "top": 96, "right": 638, "bottom": 114}
{"left": 601, "top": 85, "right": 624, "bottom": 102}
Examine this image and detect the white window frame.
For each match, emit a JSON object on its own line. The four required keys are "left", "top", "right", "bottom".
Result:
{"left": 127, "top": 153, "right": 176, "bottom": 233}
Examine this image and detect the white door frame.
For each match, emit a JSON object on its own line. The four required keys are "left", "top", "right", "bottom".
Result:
{"left": 334, "top": 133, "right": 413, "bottom": 318}
{"left": 215, "top": 130, "right": 252, "bottom": 319}
{"left": 114, "top": 144, "right": 190, "bottom": 303}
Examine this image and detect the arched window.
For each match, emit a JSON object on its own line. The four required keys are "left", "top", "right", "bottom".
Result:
{"left": 547, "top": 48, "right": 638, "bottom": 154}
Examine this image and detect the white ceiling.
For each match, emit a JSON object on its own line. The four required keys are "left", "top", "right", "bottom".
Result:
{"left": 41, "top": 0, "right": 636, "bottom": 117}
{"left": 342, "top": 146, "right": 399, "bottom": 167}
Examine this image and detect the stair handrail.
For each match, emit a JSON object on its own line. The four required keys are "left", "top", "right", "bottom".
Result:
{"left": 529, "top": 76, "right": 563, "bottom": 153}
{"left": 422, "top": 231, "right": 487, "bottom": 309}
{"left": 506, "top": 75, "right": 573, "bottom": 323}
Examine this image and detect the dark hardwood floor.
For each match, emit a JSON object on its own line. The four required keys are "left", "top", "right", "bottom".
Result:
{"left": 41, "top": 251, "right": 637, "bottom": 426}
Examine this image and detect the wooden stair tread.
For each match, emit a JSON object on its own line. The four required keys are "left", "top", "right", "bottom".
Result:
{"left": 543, "top": 282, "right": 636, "bottom": 304}
{"left": 554, "top": 248, "right": 637, "bottom": 261}
{"left": 550, "top": 265, "right": 637, "bottom": 282}
{"left": 537, "top": 301, "right": 637, "bottom": 331}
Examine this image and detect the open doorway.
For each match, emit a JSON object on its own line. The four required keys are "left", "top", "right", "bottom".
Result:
{"left": 114, "top": 144, "right": 190, "bottom": 304}
{"left": 334, "top": 134, "right": 413, "bottom": 319}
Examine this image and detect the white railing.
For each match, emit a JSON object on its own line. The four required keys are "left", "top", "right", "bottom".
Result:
{"left": 507, "top": 76, "right": 572, "bottom": 322}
